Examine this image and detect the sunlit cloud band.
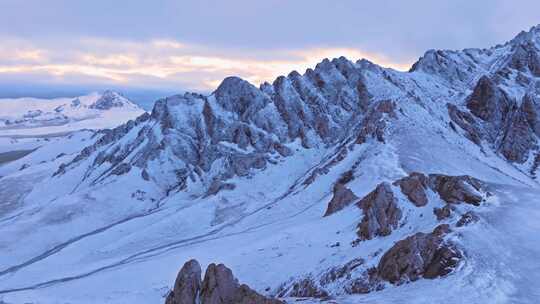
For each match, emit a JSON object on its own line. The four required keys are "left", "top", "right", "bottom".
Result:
{"left": 0, "top": 37, "right": 412, "bottom": 92}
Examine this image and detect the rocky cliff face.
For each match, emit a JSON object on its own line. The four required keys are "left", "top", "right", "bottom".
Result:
{"left": 55, "top": 56, "right": 396, "bottom": 196}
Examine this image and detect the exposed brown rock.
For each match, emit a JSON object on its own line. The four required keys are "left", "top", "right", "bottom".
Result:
{"left": 499, "top": 96, "right": 537, "bottom": 163}
{"left": 356, "top": 183, "right": 402, "bottom": 240}
{"left": 200, "top": 263, "right": 238, "bottom": 304}
{"left": 428, "top": 174, "right": 484, "bottom": 206}
{"left": 377, "top": 224, "right": 461, "bottom": 284}
{"left": 166, "top": 261, "right": 282, "bottom": 304}
{"left": 394, "top": 172, "right": 429, "bottom": 207}
{"left": 433, "top": 205, "right": 453, "bottom": 221}
{"left": 456, "top": 211, "right": 480, "bottom": 227}
{"left": 200, "top": 263, "right": 283, "bottom": 304}
{"left": 324, "top": 183, "right": 359, "bottom": 216}
{"left": 166, "top": 259, "right": 202, "bottom": 304}
{"left": 466, "top": 76, "right": 512, "bottom": 127}
{"left": 336, "top": 170, "right": 355, "bottom": 185}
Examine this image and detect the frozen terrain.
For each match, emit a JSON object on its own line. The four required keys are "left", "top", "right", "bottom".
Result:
{"left": 1, "top": 26, "right": 540, "bottom": 304}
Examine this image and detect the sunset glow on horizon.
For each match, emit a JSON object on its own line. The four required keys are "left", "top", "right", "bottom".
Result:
{"left": 1, "top": 0, "right": 538, "bottom": 98}
{"left": 0, "top": 38, "right": 412, "bottom": 92}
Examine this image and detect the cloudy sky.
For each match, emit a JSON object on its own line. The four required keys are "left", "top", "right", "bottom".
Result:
{"left": 1, "top": 0, "right": 539, "bottom": 101}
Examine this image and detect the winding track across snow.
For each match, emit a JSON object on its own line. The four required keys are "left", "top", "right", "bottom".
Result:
{"left": 0, "top": 148, "right": 337, "bottom": 294}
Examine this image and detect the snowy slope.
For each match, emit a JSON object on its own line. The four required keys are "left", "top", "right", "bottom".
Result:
{"left": 1, "top": 25, "right": 540, "bottom": 304}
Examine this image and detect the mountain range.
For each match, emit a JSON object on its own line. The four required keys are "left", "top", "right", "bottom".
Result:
{"left": 1, "top": 25, "right": 540, "bottom": 303}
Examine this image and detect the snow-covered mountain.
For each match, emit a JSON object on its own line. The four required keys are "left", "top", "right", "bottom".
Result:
{"left": 1, "top": 26, "right": 540, "bottom": 304}
{"left": 0, "top": 90, "right": 144, "bottom": 137}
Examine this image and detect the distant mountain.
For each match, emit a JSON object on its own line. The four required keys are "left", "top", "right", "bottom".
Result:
{"left": 0, "top": 25, "right": 540, "bottom": 304}
{"left": 0, "top": 90, "right": 145, "bottom": 136}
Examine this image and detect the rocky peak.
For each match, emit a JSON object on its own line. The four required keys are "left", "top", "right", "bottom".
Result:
{"left": 90, "top": 90, "right": 131, "bottom": 110}
{"left": 508, "top": 24, "right": 540, "bottom": 46}
{"left": 213, "top": 76, "right": 271, "bottom": 120}
{"left": 410, "top": 26, "right": 540, "bottom": 86}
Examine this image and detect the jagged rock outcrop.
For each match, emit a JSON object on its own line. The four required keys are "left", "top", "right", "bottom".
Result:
{"left": 451, "top": 74, "right": 540, "bottom": 164}
{"left": 200, "top": 263, "right": 283, "bottom": 304}
{"left": 428, "top": 174, "right": 484, "bottom": 206}
{"left": 323, "top": 183, "right": 359, "bottom": 216}
{"left": 521, "top": 93, "right": 540, "bottom": 135}
{"left": 456, "top": 211, "right": 480, "bottom": 227}
{"left": 466, "top": 76, "right": 512, "bottom": 130}
{"left": 433, "top": 205, "right": 453, "bottom": 220}
{"left": 350, "top": 173, "right": 486, "bottom": 240}
{"left": 409, "top": 26, "right": 540, "bottom": 169}
{"left": 498, "top": 94, "right": 540, "bottom": 163}
{"left": 506, "top": 27, "right": 540, "bottom": 76}
{"left": 356, "top": 182, "right": 402, "bottom": 240}
{"left": 166, "top": 259, "right": 202, "bottom": 304}
{"left": 166, "top": 260, "right": 283, "bottom": 304}
{"left": 447, "top": 76, "right": 540, "bottom": 165}
{"left": 395, "top": 173, "right": 486, "bottom": 207}
{"left": 377, "top": 224, "right": 461, "bottom": 284}
{"left": 393, "top": 172, "right": 429, "bottom": 207}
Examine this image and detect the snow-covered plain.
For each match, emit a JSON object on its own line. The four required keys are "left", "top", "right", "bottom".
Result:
{"left": 1, "top": 26, "right": 540, "bottom": 304}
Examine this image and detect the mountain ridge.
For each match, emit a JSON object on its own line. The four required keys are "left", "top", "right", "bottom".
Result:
{"left": 56, "top": 24, "right": 540, "bottom": 197}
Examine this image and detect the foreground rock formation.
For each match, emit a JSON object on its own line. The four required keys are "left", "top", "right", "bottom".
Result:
{"left": 356, "top": 182, "right": 402, "bottom": 240}
{"left": 377, "top": 224, "right": 461, "bottom": 284}
{"left": 166, "top": 260, "right": 283, "bottom": 304}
